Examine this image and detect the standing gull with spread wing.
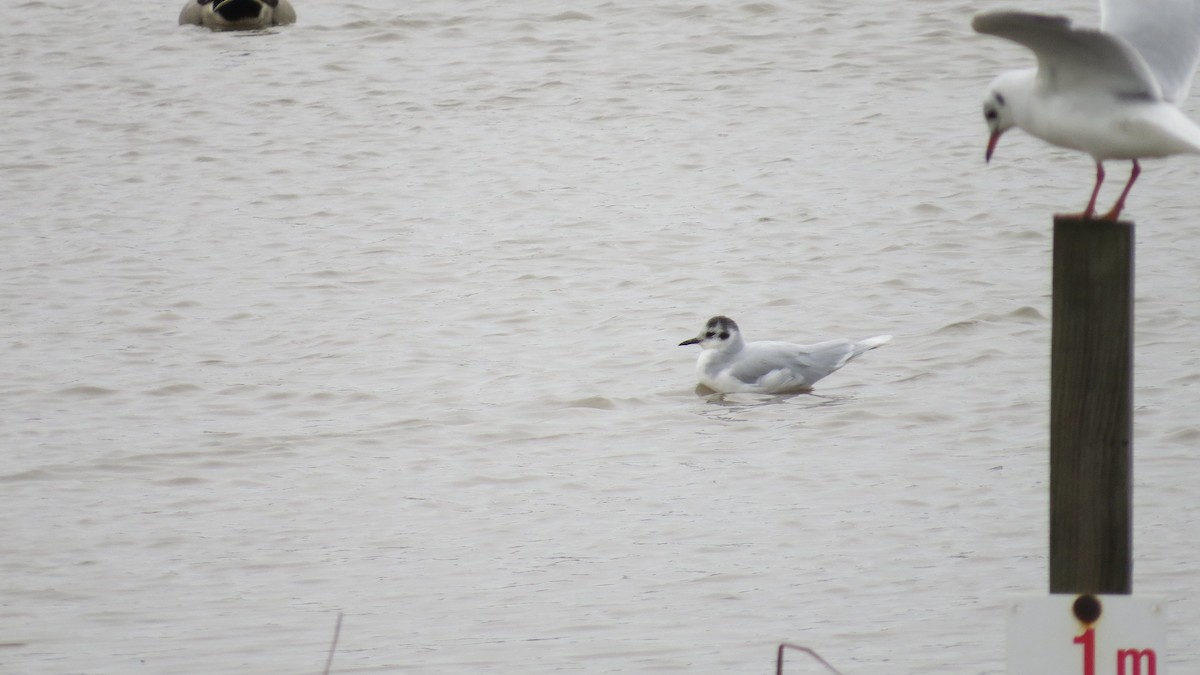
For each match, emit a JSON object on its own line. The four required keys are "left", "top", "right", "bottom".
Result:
{"left": 974, "top": 1, "right": 1200, "bottom": 219}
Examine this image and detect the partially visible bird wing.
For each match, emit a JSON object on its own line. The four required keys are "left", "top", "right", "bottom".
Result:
{"left": 1101, "top": 0, "right": 1200, "bottom": 103}
{"left": 973, "top": 11, "right": 1161, "bottom": 100}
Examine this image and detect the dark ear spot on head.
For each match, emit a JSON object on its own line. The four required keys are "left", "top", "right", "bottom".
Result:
{"left": 994, "top": 92, "right": 1006, "bottom": 107}
{"left": 719, "top": 332, "right": 730, "bottom": 339}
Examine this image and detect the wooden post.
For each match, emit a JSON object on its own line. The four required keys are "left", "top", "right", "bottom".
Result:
{"left": 1049, "top": 217, "right": 1133, "bottom": 594}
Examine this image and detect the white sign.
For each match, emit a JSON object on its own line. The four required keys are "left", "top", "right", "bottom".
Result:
{"left": 1008, "top": 595, "right": 1167, "bottom": 675}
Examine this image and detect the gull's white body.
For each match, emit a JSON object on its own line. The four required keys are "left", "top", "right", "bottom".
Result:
{"left": 974, "top": 1, "right": 1200, "bottom": 218}
{"left": 179, "top": 0, "right": 296, "bottom": 30}
{"left": 998, "top": 68, "right": 1200, "bottom": 160}
{"left": 679, "top": 316, "right": 891, "bottom": 395}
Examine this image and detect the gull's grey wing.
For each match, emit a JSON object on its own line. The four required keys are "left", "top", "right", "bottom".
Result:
{"left": 973, "top": 11, "right": 1162, "bottom": 99}
{"left": 727, "top": 340, "right": 854, "bottom": 386}
{"left": 852, "top": 335, "right": 892, "bottom": 357}
{"left": 795, "top": 340, "right": 859, "bottom": 372}
{"left": 1102, "top": 0, "right": 1200, "bottom": 103}
{"left": 723, "top": 344, "right": 803, "bottom": 385}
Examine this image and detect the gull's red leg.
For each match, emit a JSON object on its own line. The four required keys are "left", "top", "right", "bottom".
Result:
{"left": 1100, "top": 159, "right": 1140, "bottom": 220}
{"left": 1081, "top": 161, "right": 1105, "bottom": 219}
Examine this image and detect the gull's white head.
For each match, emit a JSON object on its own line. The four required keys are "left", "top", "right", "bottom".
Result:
{"left": 981, "top": 70, "right": 1031, "bottom": 162}
{"left": 679, "top": 316, "right": 744, "bottom": 351}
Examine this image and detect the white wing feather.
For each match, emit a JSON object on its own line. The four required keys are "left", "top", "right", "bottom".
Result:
{"left": 1101, "top": 0, "right": 1200, "bottom": 103}
{"left": 973, "top": 11, "right": 1161, "bottom": 99}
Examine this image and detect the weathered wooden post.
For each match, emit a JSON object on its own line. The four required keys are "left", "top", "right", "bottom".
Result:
{"left": 1049, "top": 216, "right": 1133, "bottom": 594}
{"left": 1007, "top": 219, "right": 1164, "bottom": 673}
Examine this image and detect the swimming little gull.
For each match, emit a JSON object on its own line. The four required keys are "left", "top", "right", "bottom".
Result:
{"left": 678, "top": 316, "right": 891, "bottom": 395}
